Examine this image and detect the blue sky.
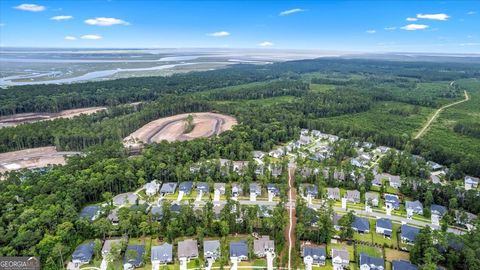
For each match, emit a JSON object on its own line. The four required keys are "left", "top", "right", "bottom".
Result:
{"left": 0, "top": 0, "right": 479, "bottom": 53}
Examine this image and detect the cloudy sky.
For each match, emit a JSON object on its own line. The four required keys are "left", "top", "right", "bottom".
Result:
{"left": 0, "top": 0, "right": 479, "bottom": 53}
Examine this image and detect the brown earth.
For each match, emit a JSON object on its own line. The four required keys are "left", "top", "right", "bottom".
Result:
{"left": 0, "top": 107, "right": 107, "bottom": 128}
{"left": 0, "top": 146, "right": 80, "bottom": 175}
{"left": 123, "top": 112, "right": 237, "bottom": 148}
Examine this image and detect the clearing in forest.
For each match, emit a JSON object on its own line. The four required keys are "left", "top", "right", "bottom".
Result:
{"left": 123, "top": 112, "right": 237, "bottom": 148}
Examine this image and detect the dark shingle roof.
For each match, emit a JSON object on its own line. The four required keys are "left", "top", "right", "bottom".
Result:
{"left": 392, "top": 260, "right": 417, "bottom": 270}
{"left": 359, "top": 253, "right": 384, "bottom": 269}
{"left": 196, "top": 182, "right": 209, "bottom": 193}
{"left": 267, "top": 184, "right": 280, "bottom": 195}
{"left": 352, "top": 216, "right": 370, "bottom": 232}
{"left": 151, "top": 243, "right": 172, "bottom": 263}
{"left": 124, "top": 245, "right": 145, "bottom": 267}
{"left": 401, "top": 225, "right": 420, "bottom": 242}
{"left": 72, "top": 242, "right": 94, "bottom": 263}
{"left": 160, "top": 182, "right": 177, "bottom": 193}
{"left": 229, "top": 241, "right": 248, "bottom": 258}
{"left": 80, "top": 205, "right": 100, "bottom": 221}
{"left": 431, "top": 204, "right": 447, "bottom": 216}
{"left": 179, "top": 181, "right": 193, "bottom": 193}
{"left": 303, "top": 246, "right": 326, "bottom": 264}
{"left": 376, "top": 218, "right": 392, "bottom": 231}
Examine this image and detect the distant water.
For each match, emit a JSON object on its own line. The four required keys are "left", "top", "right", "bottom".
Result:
{"left": 0, "top": 63, "right": 198, "bottom": 86}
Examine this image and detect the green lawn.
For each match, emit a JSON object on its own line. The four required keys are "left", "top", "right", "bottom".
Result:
{"left": 356, "top": 244, "right": 383, "bottom": 258}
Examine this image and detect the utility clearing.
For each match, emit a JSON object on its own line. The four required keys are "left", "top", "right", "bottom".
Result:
{"left": 0, "top": 146, "right": 80, "bottom": 175}
{"left": 123, "top": 112, "right": 237, "bottom": 149}
{"left": 414, "top": 90, "right": 469, "bottom": 139}
{"left": 0, "top": 107, "right": 107, "bottom": 128}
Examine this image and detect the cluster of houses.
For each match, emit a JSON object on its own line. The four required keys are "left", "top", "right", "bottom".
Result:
{"left": 70, "top": 236, "right": 275, "bottom": 270}
{"left": 301, "top": 245, "right": 418, "bottom": 270}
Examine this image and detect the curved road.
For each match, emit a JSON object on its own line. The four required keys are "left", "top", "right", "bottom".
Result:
{"left": 414, "top": 90, "right": 469, "bottom": 139}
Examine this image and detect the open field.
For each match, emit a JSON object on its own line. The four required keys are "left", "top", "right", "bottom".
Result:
{"left": 0, "top": 146, "right": 79, "bottom": 174}
{"left": 0, "top": 107, "right": 107, "bottom": 128}
{"left": 124, "top": 112, "right": 237, "bottom": 147}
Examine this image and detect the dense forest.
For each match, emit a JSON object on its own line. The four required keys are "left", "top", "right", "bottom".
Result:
{"left": 1, "top": 58, "right": 480, "bottom": 268}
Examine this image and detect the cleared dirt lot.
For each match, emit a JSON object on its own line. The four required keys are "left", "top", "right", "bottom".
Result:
{"left": 0, "top": 146, "right": 80, "bottom": 174}
{"left": 0, "top": 107, "right": 107, "bottom": 128}
{"left": 124, "top": 112, "right": 237, "bottom": 147}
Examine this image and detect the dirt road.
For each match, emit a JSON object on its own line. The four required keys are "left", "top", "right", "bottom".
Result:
{"left": 286, "top": 164, "right": 297, "bottom": 270}
{"left": 414, "top": 90, "right": 469, "bottom": 139}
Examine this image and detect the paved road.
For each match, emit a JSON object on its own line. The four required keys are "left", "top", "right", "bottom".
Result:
{"left": 415, "top": 89, "right": 469, "bottom": 139}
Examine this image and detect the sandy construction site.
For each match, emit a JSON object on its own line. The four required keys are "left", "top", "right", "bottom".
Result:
{"left": 124, "top": 112, "right": 237, "bottom": 148}
{"left": 0, "top": 107, "right": 107, "bottom": 128}
{"left": 0, "top": 146, "right": 80, "bottom": 175}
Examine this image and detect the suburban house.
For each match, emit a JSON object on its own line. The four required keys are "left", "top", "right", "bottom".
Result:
{"left": 233, "top": 161, "right": 249, "bottom": 175}
{"left": 229, "top": 241, "right": 249, "bottom": 262}
{"left": 267, "top": 184, "right": 280, "bottom": 197}
{"left": 464, "top": 176, "right": 479, "bottom": 190}
{"left": 359, "top": 253, "right": 384, "bottom": 270}
{"left": 431, "top": 204, "right": 447, "bottom": 217}
{"left": 401, "top": 225, "right": 420, "bottom": 244}
{"left": 178, "top": 239, "right": 199, "bottom": 262}
{"left": 160, "top": 182, "right": 177, "bottom": 195}
{"left": 231, "top": 183, "right": 243, "bottom": 198}
{"left": 72, "top": 242, "right": 94, "bottom": 267}
{"left": 455, "top": 210, "right": 478, "bottom": 230}
{"left": 384, "top": 194, "right": 400, "bottom": 210}
{"left": 150, "top": 206, "right": 163, "bottom": 221}
{"left": 269, "top": 164, "right": 282, "bottom": 177}
{"left": 333, "top": 170, "right": 346, "bottom": 181}
{"left": 196, "top": 182, "right": 209, "bottom": 194}
{"left": 253, "top": 236, "right": 275, "bottom": 257}
{"left": 332, "top": 248, "right": 350, "bottom": 270}
{"left": 269, "top": 148, "right": 284, "bottom": 158}
{"left": 151, "top": 243, "right": 173, "bottom": 266}
{"left": 375, "top": 218, "right": 393, "bottom": 238}
{"left": 130, "top": 203, "right": 149, "bottom": 213}
{"left": 350, "top": 158, "right": 363, "bottom": 167}
{"left": 406, "top": 200, "right": 424, "bottom": 216}
{"left": 123, "top": 245, "right": 145, "bottom": 269}
{"left": 345, "top": 190, "right": 361, "bottom": 204}
{"left": 258, "top": 205, "right": 273, "bottom": 219}
{"left": 80, "top": 205, "right": 101, "bottom": 222}
{"left": 145, "top": 180, "right": 160, "bottom": 196}
{"left": 302, "top": 184, "right": 318, "bottom": 198}
{"left": 427, "top": 161, "right": 443, "bottom": 171}
{"left": 372, "top": 174, "right": 383, "bottom": 187}
{"left": 204, "top": 240, "right": 221, "bottom": 261}
{"left": 253, "top": 151, "right": 265, "bottom": 159}
{"left": 170, "top": 202, "right": 181, "bottom": 214}
{"left": 179, "top": 181, "right": 193, "bottom": 195}
{"left": 107, "top": 208, "right": 119, "bottom": 225}
{"left": 389, "top": 175, "right": 402, "bottom": 189}
{"left": 298, "top": 134, "right": 311, "bottom": 145}
{"left": 102, "top": 238, "right": 124, "bottom": 258}
{"left": 214, "top": 183, "right": 226, "bottom": 196}
{"left": 326, "top": 187, "right": 341, "bottom": 201}
{"left": 302, "top": 246, "right": 326, "bottom": 266}
{"left": 250, "top": 183, "right": 262, "bottom": 201}
{"left": 353, "top": 216, "right": 370, "bottom": 233}
{"left": 392, "top": 260, "right": 418, "bottom": 270}
{"left": 213, "top": 204, "right": 225, "bottom": 219}
{"left": 333, "top": 213, "right": 342, "bottom": 230}
{"left": 430, "top": 173, "right": 441, "bottom": 184}
{"left": 365, "top": 192, "right": 379, "bottom": 207}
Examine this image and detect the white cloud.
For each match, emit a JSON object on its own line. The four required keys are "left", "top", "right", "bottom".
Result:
{"left": 406, "top": 17, "right": 418, "bottom": 21}
{"left": 417, "top": 13, "right": 449, "bottom": 21}
{"left": 279, "top": 8, "right": 305, "bottom": 16}
{"left": 366, "top": 30, "right": 376, "bottom": 34}
{"left": 84, "top": 17, "right": 129, "bottom": 26}
{"left": 460, "top": 42, "right": 480, "bottom": 46}
{"left": 401, "top": 24, "right": 429, "bottom": 31}
{"left": 258, "top": 41, "right": 273, "bottom": 47}
{"left": 467, "top": 11, "right": 476, "bottom": 15}
{"left": 14, "top": 3, "right": 46, "bottom": 12}
{"left": 51, "top": 15, "right": 73, "bottom": 21}
{"left": 384, "top": 26, "right": 397, "bottom": 31}
{"left": 207, "top": 31, "right": 230, "bottom": 37}
{"left": 81, "top": 34, "right": 102, "bottom": 40}
{"left": 64, "top": 36, "right": 76, "bottom": 40}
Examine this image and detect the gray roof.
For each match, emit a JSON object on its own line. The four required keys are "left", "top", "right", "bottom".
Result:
{"left": 345, "top": 190, "right": 360, "bottom": 201}
{"left": 160, "top": 182, "right": 177, "bottom": 194}
{"left": 232, "top": 183, "right": 242, "bottom": 195}
{"left": 406, "top": 200, "right": 423, "bottom": 212}
{"left": 303, "top": 184, "right": 318, "bottom": 196}
{"left": 401, "top": 225, "right": 420, "bottom": 242}
{"left": 204, "top": 240, "right": 221, "bottom": 259}
{"left": 230, "top": 241, "right": 248, "bottom": 258}
{"left": 465, "top": 176, "right": 479, "bottom": 184}
{"left": 431, "top": 204, "right": 447, "bottom": 216}
{"left": 250, "top": 183, "right": 262, "bottom": 195}
{"left": 80, "top": 205, "right": 100, "bottom": 221}
{"left": 332, "top": 248, "right": 349, "bottom": 261}
{"left": 352, "top": 216, "right": 370, "bottom": 232}
{"left": 385, "top": 194, "right": 400, "bottom": 209}
{"left": 360, "top": 253, "right": 384, "bottom": 269}
{"left": 196, "top": 182, "right": 209, "bottom": 193}
{"left": 179, "top": 181, "right": 193, "bottom": 193}
{"left": 365, "top": 192, "right": 379, "bottom": 201}
{"left": 390, "top": 175, "right": 402, "bottom": 186}
{"left": 267, "top": 184, "right": 280, "bottom": 195}
{"left": 72, "top": 242, "right": 94, "bottom": 263}
{"left": 327, "top": 188, "right": 340, "bottom": 200}
{"left": 150, "top": 206, "right": 163, "bottom": 219}
{"left": 376, "top": 218, "right": 392, "bottom": 231}
{"left": 392, "top": 260, "right": 418, "bottom": 270}
{"left": 151, "top": 243, "right": 173, "bottom": 263}
{"left": 124, "top": 245, "right": 145, "bottom": 267}
{"left": 214, "top": 183, "right": 226, "bottom": 194}
{"left": 178, "top": 239, "right": 198, "bottom": 258}
{"left": 254, "top": 236, "right": 275, "bottom": 255}
{"left": 303, "top": 246, "right": 326, "bottom": 264}
{"left": 170, "top": 202, "right": 181, "bottom": 213}
{"left": 102, "top": 238, "right": 123, "bottom": 255}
